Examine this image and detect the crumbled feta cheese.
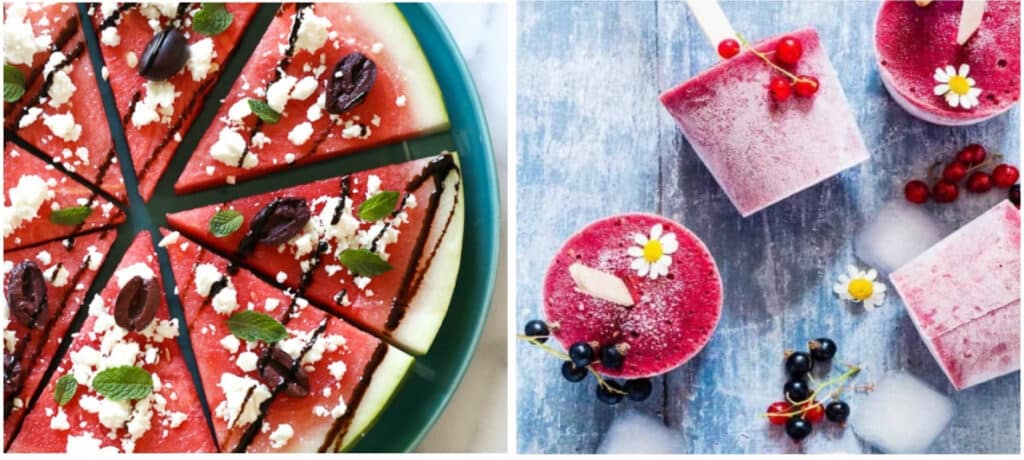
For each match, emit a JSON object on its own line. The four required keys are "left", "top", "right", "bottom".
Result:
{"left": 228, "top": 99, "right": 251, "bottom": 123}
{"left": 265, "top": 75, "right": 297, "bottom": 113}
{"left": 3, "top": 3, "right": 53, "bottom": 65}
{"left": 211, "top": 285, "right": 239, "bottom": 315}
{"left": 18, "top": 107, "right": 42, "bottom": 128}
{"left": 219, "top": 334, "right": 240, "bottom": 353}
{"left": 236, "top": 351, "right": 258, "bottom": 372}
{"left": 294, "top": 10, "right": 331, "bottom": 54}
{"left": 396, "top": 95, "right": 407, "bottom": 107}
{"left": 365, "top": 175, "right": 382, "bottom": 196}
{"left": 306, "top": 103, "right": 322, "bottom": 122}
{"left": 194, "top": 263, "right": 224, "bottom": 296}
{"left": 47, "top": 71, "right": 76, "bottom": 108}
{"left": 251, "top": 132, "right": 271, "bottom": 149}
{"left": 211, "top": 128, "right": 257, "bottom": 169}
{"left": 43, "top": 112, "right": 82, "bottom": 142}
{"left": 36, "top": 250, "right": 52, "bottom": 265}
{"left": 340, "top": 123, "right": 364, "bottom": 139}
{"left": 86, "top": 245, "right": 104, "bottom": 270}
{"left": 126, "top": 51, "right": 138, "bottom": 68}
{"left": 66, "top": 432, "right": 119, "bottom": 453}
{"left": 287, "top": 122, "right": 313, "bottom": 145}
{"left": 2, "top": 175, "right": 49, "bottom": 237}
{"left": 50, "top": 407, "right": 71, "bottom": 430}
{"left": 114, "top": 262, "right": 155, "bottom": 287}
{"left": 100, "top": 27, "right": 121, "bottom": 47}
{"left": 276, "top": 272, "right": 288, "bottom": 283}
{"left": 97, "top": 398, "right": 132, "bottom": 432}
{"left": 157, "top": 231, "right": 180, "bottom": 247}
{"left": 328, "top": 360, "right": 347, "bottom": 380}
{"left": 186, "top": 38, "right": 217, "bottom": 81}
{"left": 216, "top": 373, "right": 272, "bottom": 429}
{"left": 284, "top": 153, "right": 296, "bottom": 164}
{"left": 44, "top": 263, "right": 70, "bottom": 287}
{"left": 290, "top": 76, "right": 318, "bottom": 100}
{"left": 269, "top": 423, "right": 294, "bottom": 448}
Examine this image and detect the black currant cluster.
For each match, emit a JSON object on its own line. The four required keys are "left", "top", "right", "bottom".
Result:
{"left": 769, "top": 338, "right": 852, "bottom": 442}
{"left": 524, "top": 319, "right": 652, "bottom": 405}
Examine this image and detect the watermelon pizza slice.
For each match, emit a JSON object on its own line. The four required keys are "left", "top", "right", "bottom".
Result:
{"left": 89, "top": 3, "right": 259, "bottom": 201}
{"left": 8, "top": 232, "right": 216, "bottom": 453}
{"left": 174, "top": 2, "right": 449, "bottom": 194}
{"left": 3, "top": 143, "right": 125, "bottom": 251}
{"left": 4, "top": 2, "right": 126, "bottom": 201}
{"left": 3, "top": 229, "right": 117, "bottom": 449}
{"left": 167, "top": 153, "right": 464, "bottom": 355}
{"left": 160, "top": 229, "right": 413, "bottom": 452}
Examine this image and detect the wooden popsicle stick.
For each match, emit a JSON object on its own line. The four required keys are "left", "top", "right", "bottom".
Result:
{"left": 684, "top": 0, "right": 737, "bottom": 50}
{"left": 957, "top": 0, "right": 987, "bottom": 45}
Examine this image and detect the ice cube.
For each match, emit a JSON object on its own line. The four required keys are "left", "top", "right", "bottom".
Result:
{"left": 851, "top": 373, "right": 954, "bottom": 453}
{"left": 596, "top": 411, "right": 683, "bottom": 454}
{"left": 855, "top": 200, "right": 946, "bottom": 273}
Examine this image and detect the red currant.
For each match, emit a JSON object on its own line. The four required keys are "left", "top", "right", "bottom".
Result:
{"left": 718, "top": 38, "right": 741, "bottom": 59}
{"left": 991, "top": 164, "right": 1020, "bottom": 188}
{"left": 966, "top": 171, "right": 993, "bottom": 193}
{"left": 955, "top": 144, "right": 986, "bottom": 166}
{"left": 904, "top": 180, "right": 930, "bottom": 204}
{"left": 793, "top": 76, "right": 819, "bottom": 97}
{"left": 775, "top": 36, "right": 803, "bottom": 65}
{"left": 769, "top": 75, "right": 793, "bottom": 101}
{"left": 767, "top": 401, "right": 792, "bottom": 426}
{"left": 803, "top": 402, "right": 825, "bottom": 424}
{"left": 933, "top": 180, "right": 960, "bottom": 203}
{"left": 941, "top": 162, "right": 968, "bottom": 182}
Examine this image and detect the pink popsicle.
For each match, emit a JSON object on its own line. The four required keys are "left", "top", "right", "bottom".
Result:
{"left": 890, "top": 200, "right": 1020, "bottom": 390}
{"left": 543, "top": 214, "right": 723, "bottom": 378}
{"left": 661, "top": 28, "right": 869, "bottom": 217}
{"left": 875, "top": 0, "right": 1020, "bottom": 126}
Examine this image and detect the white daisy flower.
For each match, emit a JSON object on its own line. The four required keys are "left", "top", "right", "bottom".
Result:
{"left": 833, "top": 265, "right": 887, "bottom": 311}
{"left": 627, "top": 223, "right": 678, "bottom": 280}
{"left": 933, "top": 64, "right": 982, "bottom": 110}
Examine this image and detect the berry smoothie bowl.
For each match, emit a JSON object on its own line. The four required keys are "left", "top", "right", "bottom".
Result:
{"left": 541, "top": 213, "right": 723, "bottom": 379}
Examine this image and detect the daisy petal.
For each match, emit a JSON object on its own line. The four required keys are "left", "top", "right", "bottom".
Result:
{"left": 633, "top": 233, "right": 648, "bottom": 246}
{"left": 945, "top": 91, "right": 960, "bottom": 108}
{"left": 637, "top": 263, "right": 649, "bottom": 277}
{"left": 650, "top": 224, "right": 663, "bottom": 240}
{"left": 945, "top": 65, "right": 957, "bottom": 78}
{"left": 627, "top": 246, "right": 644, "bottom": 257}
{"left": 958, "top": 63, "right": 971, "bottom": 77}
{"left": 967, "top": 77, "right": 976, "bottom": 86}
{"left": 631, "top": 258, "right": 646, "bottom": 271}
{"left": 934, "top": 84, "right": 950, "bottom": 96}
{"left": 934, "top": 67, "right": 949, "bottom": 82}
{"left": 968, "top": 87, "right": 982, "bottom": 97}
{"left": 866, "top": 269, "right": 877, "bottom": 280}
{"left": 660, "top": 236, "right": 679, "bottom": 254}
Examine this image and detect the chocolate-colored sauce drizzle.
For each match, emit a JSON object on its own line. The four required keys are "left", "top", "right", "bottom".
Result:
{"left": 318, "top": 342, "right": 388, "bottom": 452}
{"left": 135, "top": 78, "right": 217, "bottom": 185}
{"left": 4, "top": 14, "right": 80, "bottom": 120}
{"left": 12, "top": 39, "right": 86, "bottom": 128}
{"left": 231, "top": 317, "right": 328, "bottom": 452}
{"left": 2, "top": 229, "right": 112, "bottom": 417}
{"left": 385, "top": 154, "right": 461, "bottom": 331}
{"left": 96, "top": 3, "right": 137, "bottom": 31}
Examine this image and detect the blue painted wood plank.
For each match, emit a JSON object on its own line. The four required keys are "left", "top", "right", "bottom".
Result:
{"left": 516, "top": 0, "right": 1020, "bottom": 454}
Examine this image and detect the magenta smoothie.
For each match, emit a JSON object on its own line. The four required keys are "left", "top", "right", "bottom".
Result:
{"left": 542, "top": 214, "right": 723, "bottom": 378}
{"left": 875, "top": 0, "right": 1020, "bottom": 126}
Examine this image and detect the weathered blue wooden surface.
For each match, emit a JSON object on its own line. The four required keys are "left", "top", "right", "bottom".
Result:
{"left": 516, "top": 0, "right": 1020, "bottom": 454}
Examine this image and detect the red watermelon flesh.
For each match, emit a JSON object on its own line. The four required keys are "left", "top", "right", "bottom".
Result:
{"left": 543, "top": 214, "right": 723, "bottom": 378}
{"left": 159, "top": 229, "right": 412, "bottom": 452}
{"left": 5, "top": 3, "right": 125, "bottom": 201}
{"left": 166, "top": 153, "right": 464, "bottom": 355}
{"left": 174, "top": 3, "right": 449, "bottom": 194}
{"left": 8, "top": 232, "right": 216, "bottom": 453}
{"left": 89, "top": 4, "right": 259, "bottom": 202}
{"left": 3, "top": 229, "right": 116, "bottom": 449}
{"left": 3, "top": 143, "right": 125, "bottom": 251}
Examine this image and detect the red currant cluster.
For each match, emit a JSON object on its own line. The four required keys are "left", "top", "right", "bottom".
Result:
{"left": 718, "top": 36, "right": 820, "bottom": 101}
{"left": 904, "top": 144, "right": 1020, "bottom": 206}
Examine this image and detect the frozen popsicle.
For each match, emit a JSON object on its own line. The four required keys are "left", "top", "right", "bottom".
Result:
{"left": 875, "top": 0, "right": 1020, "bottom": 126}
{"left": 661, "top": 19, "right": 869, "bottom": 216}
{"left": 542, "top": 214, "right": 722, "bottom": 378}
{"left": 890, "top": 200, "right": 1020, "bottom": 390}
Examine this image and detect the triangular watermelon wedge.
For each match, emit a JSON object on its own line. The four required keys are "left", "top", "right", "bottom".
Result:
{"left": 167, "top": 153, "right": 464, "bottom": 354}
{"left": 4, "top": 3, "right": 126, "bottom": 201}
{"left": 3, "top": 228, "right": 117, "bottom": 450}
{"left": 88, "top": 3, "right": 259, "bottom": 202}
{"left": 8, "top": 232, "right": 216, "bottom": 453}
{"left": 174, "top": 3, "right": 449, "bottom": 194}
{"left": 3, "top": 142, "right": 125, "bottom": 251}
{"left": 160, "top": 229, "right": 412, "bottom": 452}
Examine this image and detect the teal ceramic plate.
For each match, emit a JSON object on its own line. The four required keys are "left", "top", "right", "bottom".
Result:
{"left": 66, "top": 2, "right": 498, "bottom": 453}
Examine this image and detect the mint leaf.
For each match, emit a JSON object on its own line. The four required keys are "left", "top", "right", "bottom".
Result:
{"left": 338, "top": 248, "right": 393, "bottom": 277}
{"left": 248, "top": 99, "right": 280, "bottom": 124}
{"left": 209, "top": 209, "right": 244, "bottom": 237}
{"left": 92, "top": 366, "right": 153, "bottom": 401}
{"left": 54, "top": 374, "right": 78, "bottom": 406}
{"left": 227, "top": 310, "right": 288, "bottom": 343}
{"left": 358, "top": 191, "right": 400, "bottom": 222}
{"left": 192, "top": 3, "right": 233, "bottom": 36}
{"left": 49, "top": 206, "right": 92, "bottom": 226}
{"left": 4, "top": 64, "right": 25, "bottom": 102}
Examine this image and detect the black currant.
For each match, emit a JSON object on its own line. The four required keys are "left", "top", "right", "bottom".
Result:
{"left": 561, "top": 361, "right": 587, "bottom": 382}
{"left": 783, "top": 377, "right": 811, "bottom": 402}
{"left": 1011, "top": 184, "right": 1020, "bottom": 207}
{"left": 825, "top": 401, "right": 850, "bottom": 423}
{"left": 599, "top": 344, "right": 624, "bottom": 369}
{"left": 785, "top": 416, "right": 813, "bottom": 441}
{"left": 596, "top": 381, "right": 625, "bottom": 405}
{"left": 625, "top": 378, "right": 652, "bottom": 402}
{"left": 523, "top": 319, "right": 549, "bottom": 343}
{"left": 569, "top": 342, "right": 595, "bottom": 368}
{"left": 785, "top": 351, "right": 814, "bottom": 376}
{"left": 808, "top": 338, "right": 837, "bottom": 361}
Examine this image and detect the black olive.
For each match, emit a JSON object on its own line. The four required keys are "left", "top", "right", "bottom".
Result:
{"left": 139, "top": 28, "right": 190, "bottom": 80}
{"left": 325, "top": 52, "right": 377, "bottom": 114}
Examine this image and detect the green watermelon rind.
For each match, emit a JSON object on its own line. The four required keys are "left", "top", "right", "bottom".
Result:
{"left": 358, "top": 3, "right": 450, "bottom": 133}
{"left": 392, "top": 153, "right": 465, "bottom": 355}
{"left": 337, "top": 345, "right": 415, "bottom": 452}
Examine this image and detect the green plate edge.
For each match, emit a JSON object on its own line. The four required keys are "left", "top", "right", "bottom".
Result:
{"left": 57, "top": 2, "right": 499, "bottom": 454}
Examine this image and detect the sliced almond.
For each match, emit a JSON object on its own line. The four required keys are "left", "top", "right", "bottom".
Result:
{"left": 568, "top": 263, "right": 635, "bottom": 307}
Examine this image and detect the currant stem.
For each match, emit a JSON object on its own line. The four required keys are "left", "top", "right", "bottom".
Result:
{"left": 762, "top": 363, "right": 862, "bottom": 420}
{"left": 516, "top": 334, "right": 628, "bottom": 395}
{"left": 736, "top": 33, "right": 810, "bottom": 84}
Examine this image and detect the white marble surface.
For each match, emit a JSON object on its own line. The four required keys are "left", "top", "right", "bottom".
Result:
{"left": 416, "top": 2, "right": 508, "bottom": 453}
